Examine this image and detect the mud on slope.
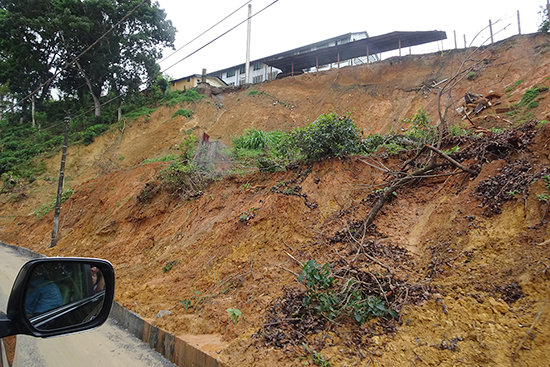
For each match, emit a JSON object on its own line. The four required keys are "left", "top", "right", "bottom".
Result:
{"left": 1, "top": 34, "right": 550, "bottom": 366}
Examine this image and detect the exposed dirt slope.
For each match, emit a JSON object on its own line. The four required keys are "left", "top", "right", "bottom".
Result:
{"left": 2, "top": 34, "right": 550, "bottom": 366}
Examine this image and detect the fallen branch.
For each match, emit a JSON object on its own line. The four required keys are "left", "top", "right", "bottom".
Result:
{"left": 286, "top": 251, "right": 303, "bottom": 267}
{"left": 362, "top": 144, "right": 477, "bottom": 231}
{"left": 424, "top": 145, "right": 477, "bottom": 175}
{"left": 278, "top": 265, "right": 299, "bottom": 277}
{"left": 512, "top": 299, "right": 547, "bottom": 363}
{"left": 282, "top": 234, "right": 293, "bottom": 251}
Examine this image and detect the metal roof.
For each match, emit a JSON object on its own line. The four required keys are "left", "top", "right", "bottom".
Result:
{"left": 260, "top": 30, "right": 447, "bottom": 74}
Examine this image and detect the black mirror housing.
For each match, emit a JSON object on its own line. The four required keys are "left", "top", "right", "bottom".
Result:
{"left": 1, "top": 258, "right": 115, "bottom": 339}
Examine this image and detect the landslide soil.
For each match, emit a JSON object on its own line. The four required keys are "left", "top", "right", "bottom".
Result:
{"left": 2, "top": 34, "right": 550, "bottom": 366}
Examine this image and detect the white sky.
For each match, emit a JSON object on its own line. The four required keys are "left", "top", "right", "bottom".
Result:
{"left": 155, "top": 0, "right": 547, "bottom": 79}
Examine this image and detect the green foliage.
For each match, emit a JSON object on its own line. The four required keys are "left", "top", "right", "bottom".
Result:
{"left": 164, "top": 89, "right": 204, "bottom": 107}
{"left": 303, "top": 344, "right": 331, "bottom": 366}
{"left": 544, "top": 175, "right": 550, "bottom": 189}
{"left": 178, "top": 132, "right": 199, "bottom": 160}
{"left": 517, "top": 86, "right": 549, "bottom": 107}
{"left": 538, "top": 193, "right": 549, "bottom": 202}
{"left": 448, "top": 124, "right": 470, "bottom": 137}
{"left": 298, "top": 260, "right": 339, "bottom": 320}
{"left": 180, "top": 299, "right": 191, "bottom": 310}
{"left": 505, "top": 80, "right": 523, "bottom": 93}
{"left": 163, "top": 260, "right": 179, "bottom": 273}
{"left": 82, "top": 124, "right": 109, "bottom": 146}
{"left": 539, "top": 5, "right": 550, "bottom": 33}
{"left": 442, "top": 146, "right": 460, "bottom": 155}
{"left": 290, "top": 113, "right": 363, "bottom": 162}
{"left": 248, "top": 90, "right": 260, "bottom": 96}
{"left": 172, "top": 108, "right": 194, "bottom": 119}
{"left": 298, "top": 259, "right": 396, "bottom": 324}
{"left": 124, "top": 107, "right": 158, "bottom": 121}
{"left": 361, "top": 110, "right": 437, "bottom": 155}
{"left": 466, "top": 71, "right": 477, "bottom": 80}
{"left": 232, "top": 128, "right": 288, "bottom": 172}
{"left": 142, "top": 155, "right": 178, "bottom": 164}
{"left": 35, "top": 187, "right": 76, "bottom": 218}
{"left": 226, "top": 308, "right": 242, "bottom": 325}
{"left": 233, "top": 128, "right": 284, "bottom": 151}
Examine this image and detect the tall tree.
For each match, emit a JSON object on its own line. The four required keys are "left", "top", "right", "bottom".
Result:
{"left": 0, "top": 0, "right": 176, "bottom": 118}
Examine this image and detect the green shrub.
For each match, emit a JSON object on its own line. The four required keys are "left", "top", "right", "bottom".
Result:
{"left": 160, "top": 161, "right": 211, "bottom": 200}
{"left": 518, "top": 86, "right": 549, "bottom": 107}
{"left": 172, "top": 108, "right": 194, "bottom": 118}
{"left": 290, "top": 113, "right": 362, "bottom": 162}
{"left": 164, "top": 89, "right": 204, "bottom": 107}
{"left": 82, "top": 124, "right": 109, "bottom": 146}
{"left": 232, "top": 128, "right": 284, "bottom": 151}
{"left": 35, "top": 187, "right": 76, "bottom": 218}
{"left": 142, "top": 154, "right": 178, "bottom": 164}
{"left": 298, "top": 259, "right": 396, "bottom": 324}
{"left": 124, "top": 106, "right": 158, "bottom": 121}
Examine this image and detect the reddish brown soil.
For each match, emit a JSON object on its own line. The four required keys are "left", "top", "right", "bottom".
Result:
{"left": 2, "top": 34, "right": 550, "bottom": 366}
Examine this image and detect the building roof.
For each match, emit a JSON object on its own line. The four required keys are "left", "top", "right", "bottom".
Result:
{"left": 260, "top": 31, "right": 447, "bottom": 74}
{"left": 203, "top": 30, "right": 446, "bottom": 79}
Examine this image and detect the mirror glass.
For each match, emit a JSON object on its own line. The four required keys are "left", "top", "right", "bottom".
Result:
{"left": 24, "top": 262, "right": 106, "bottom": 331}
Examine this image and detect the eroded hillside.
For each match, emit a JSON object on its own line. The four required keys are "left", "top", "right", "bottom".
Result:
{"left": 1, "top": 34, "right": 550, "bottom": 366}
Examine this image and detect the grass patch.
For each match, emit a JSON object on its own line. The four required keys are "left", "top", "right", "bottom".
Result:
{"left": 172, "top": 108, "right": 194, "bottom": 118}
{"left": 124, "top": 107, "right": 158, "bottom": 121}
{"left": 35, "top": 187, "right": 76, "bottom": 218}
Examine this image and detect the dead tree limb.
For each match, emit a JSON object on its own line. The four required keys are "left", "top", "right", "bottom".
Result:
{"left": 362, "top": 144, "right": 477, "bottom": 231}
{"left": 425, "top": 145, "right": 477, "bottom": 175}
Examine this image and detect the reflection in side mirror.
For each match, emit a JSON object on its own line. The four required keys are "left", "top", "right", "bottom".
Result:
{"left": 24, "top": 262, "right": 106, "bottom": 331}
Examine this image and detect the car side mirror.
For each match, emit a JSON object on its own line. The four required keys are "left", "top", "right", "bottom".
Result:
{"left": 0, "top": 258, "right": 115, "bottom": 339}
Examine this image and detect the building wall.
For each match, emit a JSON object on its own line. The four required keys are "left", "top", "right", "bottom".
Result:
{"left": 171, "top": 77, "right": 196, "bottom": 91}
{"left": 171, "top": 76, "right": 226, "bottom": 91}
{"left": 215, "top": 63, "right": 281, "bottom": 86}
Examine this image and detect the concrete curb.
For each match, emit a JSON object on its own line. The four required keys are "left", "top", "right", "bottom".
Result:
{"left": 0, "top": 241, "right": 224, "bottom": 367}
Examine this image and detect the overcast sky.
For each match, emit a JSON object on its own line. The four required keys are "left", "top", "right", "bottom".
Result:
{"left": 155, "top": 0, "right": 547, "bottom": 79}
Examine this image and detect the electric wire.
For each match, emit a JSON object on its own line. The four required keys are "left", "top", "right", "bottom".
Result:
{"left": 66, "top": 0, "right": 280, "bottom": 123}
{"left": 158, "top": 0, "right": 252, "bottom": 65}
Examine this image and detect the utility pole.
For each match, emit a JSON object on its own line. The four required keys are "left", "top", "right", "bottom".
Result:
{"left": 49, "top": 115, "right": 70, "bottom": 248}
{"left": 245, "top": 4, "right": 251, "bottom": 85}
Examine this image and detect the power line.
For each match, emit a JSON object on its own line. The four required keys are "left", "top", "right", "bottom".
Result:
{"left": 158, "top": 0, "right": 252, "bottom": 65}
{"left": 71, "top": 0, "right": 280, "bottom": 122}
{"left": 161, "top": 0, "right": 280, "bottom": 75}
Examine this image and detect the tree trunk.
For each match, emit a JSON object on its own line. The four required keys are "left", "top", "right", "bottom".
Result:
{"left": 31, "top": 96, "right": 35, "bottom": 128}
{"left": 92, "top": 93, "right": 101, "bottom": 117}
{"left": 75, "top": 59, "right": 101, "bottom": 117}
{"left": 117, "top": 99, "right": 122, "bottom": 121}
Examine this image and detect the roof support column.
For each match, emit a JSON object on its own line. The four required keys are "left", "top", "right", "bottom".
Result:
{"left": 316, "top": 57, "right": 318, "bottom": 71}
{"left": 366, "top": 45, "right": 369, "bottom": 63}
{"left": 337, "top": 52, "right": 340, "bottom": 69}
{"left": 399, "top": 37, "right": 401, "bottom": 57}
{"left": 270, "top": 66, "right": 272, "bottom": 81}
{"left": 291, "top": 62, "right": 294, "bottom": 77}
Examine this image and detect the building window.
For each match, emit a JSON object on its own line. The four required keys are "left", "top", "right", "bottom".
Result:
{"left": 253, "top": 75, "right": 263, "bottom": 84}
{"left": 253, "top": 62, "right": 262, "bottom": 71}
{"left": 227, "top": 69, "right": 235, "bottom": 77}
{"left": 240, "top": 65, "right": 245, "bottom": 74}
